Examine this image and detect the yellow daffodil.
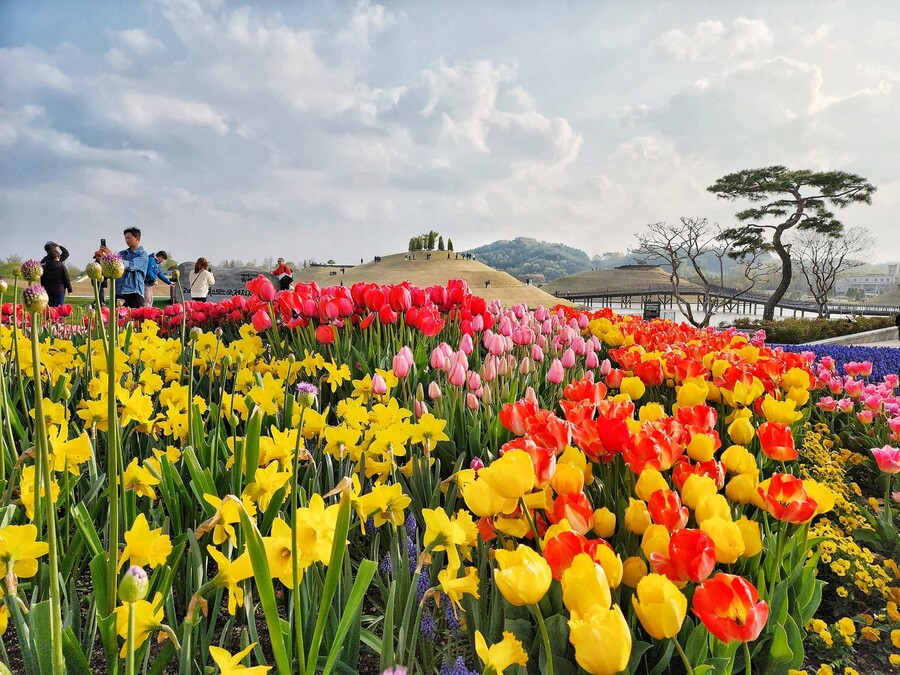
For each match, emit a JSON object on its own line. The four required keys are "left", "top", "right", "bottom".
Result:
{"left": 354, "top": 482, "right": 411, "bottom": 528}
{"left": 323, "top": 361, "right": 351, "bottom": 392}
{"left": 120, "top": 513, "right": 173, "bottom": 569}
{"left": 242, "top": 462, "right": 291, "bottom": 512}
{"left": 209, "top": 643, "right": 271, "bottom": 674}
{"left": 207, "top": 546, "right": 253, "bottom": 615}
{"left": 437, "top": 565, "right": 480, "bottom": 614}
{"left": 115, "top": 593, "right": 164, "bottom": 657}
{"left": 0, "top": 524, "right": 49, "bottom": 580}
{"left": 123, "top": 458, "right": 161, "bottom": 500}
{"left": 474, "top": 630, "right": 528, "bottom": 675}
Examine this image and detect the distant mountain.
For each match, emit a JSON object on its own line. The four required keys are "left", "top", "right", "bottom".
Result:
{"left": 468, "top": 238, "right": 636, "bottom": 283}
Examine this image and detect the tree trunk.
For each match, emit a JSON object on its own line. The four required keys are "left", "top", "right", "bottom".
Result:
{"left": 764, "top": 228, "right": 793, "bottom": 321}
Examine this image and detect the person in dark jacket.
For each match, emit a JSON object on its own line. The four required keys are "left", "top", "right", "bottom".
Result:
{"left": 40, "top": 247, "right": 73, "bottom": 307}
{"left": 41, "top": 241, "right": 69, "bottom": 265}
{"left": 895, "top": 313, "right": 900, "bottom": 340}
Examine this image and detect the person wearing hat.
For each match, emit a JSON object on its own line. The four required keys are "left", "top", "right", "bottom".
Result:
{"left": 40, "top": 241, "right": 69, "bottom": 265}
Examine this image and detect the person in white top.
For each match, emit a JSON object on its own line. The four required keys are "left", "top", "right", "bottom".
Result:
{"left": 189, "top": 257, "right": 216, "bottom": 301}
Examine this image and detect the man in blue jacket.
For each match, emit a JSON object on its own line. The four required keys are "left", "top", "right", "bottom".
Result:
{"left": 144, "top": 250, "right": 174, "bottom": 307}
{"left": 98, "top": 227, "right": 149, "bottom": 308}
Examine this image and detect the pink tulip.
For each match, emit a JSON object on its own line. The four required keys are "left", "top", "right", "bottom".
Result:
{"left": 252, "top": 309, "right": 271, "bottom": 332}
{"left": 428, "top": 381, "right": 442, "bottom": 400}
{"left": 519, "top": 357, "right": 532, "bottom": 376}
{"left": 872, "top": 445, "right": 900, "bottom": 474}
{"left": 482, "top": 356, "right": 497, "bottom": 382}
{"left": 600, "top": 359, "right": 612, "bottom": 376}
{"left": 837, "top": 398, "right": 854, "bottom": 413}
{"left": 578, "top": 313, "right": 589, "bottom": 329}
{"left": 414, "top": 399, "right": 428, "bottom": 419}
{"left": 845, "top": 380, "right": 864, "bottom": 399}
{"left": 372, "top": 373, "right": 388, "bottom": 396}
{"left": 471, "top": 313, "right": 484, "bottom": 332}
{"left": 481, "top": 386, "right": 492, "bottom": 405}
{"left": 512, "top": 327, "right": 534, "bottom": 346}
{"left": 392, "top": 353, "right": 411, "bottom": 378}
{"left": 466, "top": 393, "right": 479, "bottom": 410}
{"left": 531, "top": 344, "right": 544, "bottom": 363}
{"left": 448, "top": 362, "right": 467, "bottom": 387}
{"left": 497, "top": 316, "right": 513, "bottom": 337}
{"left": 459, "top": 333, "right": 474, "bottom": 355}
{"left": 585, "top": 351, "right": 599, "bottom": 370}
{"left": 467, "top": 371, "right": 482, "bottom": 391}
{"left": 857, "top": 410, "right": 876, "bottom": 425}
{"left": 547, "top": 358, "right": 564, "bottom": 385}
{"left": 430, "top": 346, "right": 447, "bottom": 370}
{"left": 561, "top": 348, "right": 576, "bottom": 369}
{"left": 525, "top": 386, "right": 537, "bottom": 402}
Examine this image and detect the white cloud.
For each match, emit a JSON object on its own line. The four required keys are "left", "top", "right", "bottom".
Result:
{"left": 337, "top": 0, "right": 396, "bottom": 50}
{"left": 661, "top": 18, "right": 773, "bottom": 62}
{"left": 113, "top": 29, "right": 165, "bottom": 55}
{"left": 116, "top": 91, "right": 229, "bottom": 134}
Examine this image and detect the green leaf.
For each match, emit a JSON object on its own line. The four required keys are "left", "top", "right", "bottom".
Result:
{"left": 647, "top": 640, "right": 675, "bottom": 675}
{"left": 62, "top": 627, "right": 92, "bottom": 675}
{"left": 685, "top": 622, "right": 710, "bottom": 666}
{"left": 305, "top": 491, "right": 353, "bottom": 675}
{"left": 378, "top": 580, "right": 396, "bottom": 672}
{"left": 626, "top": 640, "right": 652, "bottom": 673}
{"left": 182, "top": 446, "right": 217, "bottom": 511}
{"left": 322, "top": 559, "right": 376, "bottom": 675}
{"left": 244, "top": 407, "right": 263, "bottom": 483}
{"left": 238, "top": 504, "right": 292, "bottom": 675}
{"left": 543, "top": 613, "right": 570, "bottom": 658}
{"left": 769, "top": 623, "right": 793, "bottom": 665}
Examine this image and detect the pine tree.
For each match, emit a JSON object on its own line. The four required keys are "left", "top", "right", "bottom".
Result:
{"left": 447, "top": 239, "right": 454, "bottom": 252}
{"left": 438, "top": 236, "right": 445, "bottom": 251}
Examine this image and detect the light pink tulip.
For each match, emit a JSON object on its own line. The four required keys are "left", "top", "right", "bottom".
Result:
{"left": 547, "top": 358, "right": 564, "bottom": 385}
{"left": 585, "top": 351, "right": 599, "bottom": 370}
{"left": 467, "top": 371, "right": 482, "bottom": 391}
{"left": 561, "top": 348, "right": 576, "bottom": 370}
{"left": 498, "top": 316, "right": 513, "bottom": 337}
{"left": 600, "top": 359, "right": 612, "bottom": 376}
{"left": 392, "top": 353, "right": 411, "bottom": 378}
{"left": 459, "top": 333, "right": 474, "bottom": 355}
{"left": 372, "top": 374, "right": 388, "bottom": 396}
{"left": 471, "top": 314, "right": 484, "bottom": 332}
{"left": 428, "top": 381, "right": 442, "bottom": 400}
{"left": 482, "top": 356, "right": 497, "bottom": 382}
{"left": 414, "top": 399, "right": 428, "bottom": 419}
{"left": 430, "top": 347, "right": 447, "bottom": 370}
{"left": 525, "top": 386, "right": 537, "bottom": 402}
{"left": 466, "top": 393, "right": 479, "bottom": 410}
{"left": 519, "top": 357, "right": 532, "bottom": 376}
{"left": 531, "top": 344, "right": 544, "bottom": 363}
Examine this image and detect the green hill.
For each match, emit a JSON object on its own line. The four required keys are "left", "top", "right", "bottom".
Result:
{"left": 469, "top": 238, "right": 634, "bottom": 282}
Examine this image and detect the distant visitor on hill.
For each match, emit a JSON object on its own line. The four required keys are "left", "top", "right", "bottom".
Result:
{"left": 272, "top": 258, "right": 293, "bottom": 290}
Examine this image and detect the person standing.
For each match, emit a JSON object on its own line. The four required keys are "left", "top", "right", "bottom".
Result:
{"left": 895, "top": 312, "right": 900, "bottom": 340}
{"left": 39, "top": 247, "right": 72, "bottom": 307}
{"left": 41, "top": 241, "right": 69, "bottom": 265}
{"left": 189, "top": 258, "right": 215, "bottom": 301}
{"left": 272, "top": 258, "right": 293, "bottom": 291}
{"left": 144, "top": 250, "right": 174, "bottom": 307}
{"left": 98, "top": 227, "right": 149, "bottom": 309}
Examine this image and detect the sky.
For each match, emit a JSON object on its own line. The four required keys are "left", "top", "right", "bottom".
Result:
{"left": 1, "top": 0, "right": 899, "bottom": 268}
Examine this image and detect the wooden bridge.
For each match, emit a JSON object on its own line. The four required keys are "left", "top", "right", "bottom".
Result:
{"left": 552, "top": 284, "right": 900, "bottom": 318}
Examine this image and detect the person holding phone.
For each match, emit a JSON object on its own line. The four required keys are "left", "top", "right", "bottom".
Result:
{"left": 189, "top": 257, "right": 215, "bottom": 302}
{"left": 97, "top": 227, "right": 149, "bottom": 308}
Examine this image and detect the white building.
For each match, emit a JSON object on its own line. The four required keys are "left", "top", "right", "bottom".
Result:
{"left": 835, "top": 264, "right": 899, "bottom": 295}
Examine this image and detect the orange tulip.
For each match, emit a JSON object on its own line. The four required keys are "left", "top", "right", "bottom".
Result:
{"left": 692, "top": 573, "right": 768, "bottom": 643}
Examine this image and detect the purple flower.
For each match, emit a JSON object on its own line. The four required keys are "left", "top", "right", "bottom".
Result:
{"left": 296, "top": 381, "right": 319, "bottom": 407}
{"left": 20, "top": 259, "right": 43, "bottom": 282}
{"left": 100, "top": 253, "right": 125, "bottom": 279}
{"left": 382, "top": 667, "right": 408, "bottom": 675}
{"left": 21, "top": 284, "right": 49, "bottom": 313}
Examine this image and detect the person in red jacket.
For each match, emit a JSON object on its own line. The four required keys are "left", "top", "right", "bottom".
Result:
{"left": 272, "top": 258, "right": 293, "bottom": 291}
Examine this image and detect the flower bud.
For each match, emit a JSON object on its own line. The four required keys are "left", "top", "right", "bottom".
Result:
{"left": 296, "top": 382, "right": 319, "bottom": 408}
{"left": 189, "top": 327, "right": 202, "bottom": 342}
{"left": 20, "top": 259, "right": 43, "bottom": 282}
{"left": 85, "top": 261, "right": 104, "bottom": 281}
{"left": 100, "top": 254, "right": 125, "bottom": 279}
{"left": 118, "top": 565, "right": 149, "bottom": 603}
{"left": 21, "top": 284, "right": 49, "bottom": 312}
{"left": 428, "top": 381, "right": 442, "bottom": 400}
{"left": 171, "top": 268, "right": 181, "bottom": 280}
{"left": 0, "top": 279, "right": 9, "bottom": 293}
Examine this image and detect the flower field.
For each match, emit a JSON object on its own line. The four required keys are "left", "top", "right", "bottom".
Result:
{"left": 0, "top": 262, "right": 898, "bottom": 675}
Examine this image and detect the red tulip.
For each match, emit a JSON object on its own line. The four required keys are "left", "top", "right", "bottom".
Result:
{"left": 247, "top": 274, "right": 276, "bottom": 302}
{"left": 757, "top": 422, "right": 798, "bottom": 461}
{"left": 499, "top": 399, "right": 539, "bottom": 436}
{"left": 692, "top": 574, "right": 768, "bottom": 643}
{"left": 315, "top": 324, "right": 336, "bottom": 344}
{"left": 650, "top": 528, "right": 716, "bottom": 582}
{"left": 549, "top": 492, "right": 594, "bottom": 534}
{"left": 251, "top": 309, "right": 271, "bottom": 332}
{"left": 756, "top": 474, "right": 817, "bottom": 524}
{"left": 543, "top": 531, "right": 599, "bottom": 580}
{"left": 648, "top": 488, "right": 689, "bottom": 531}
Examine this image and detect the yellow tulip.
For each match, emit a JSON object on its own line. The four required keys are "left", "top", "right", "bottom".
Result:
{"left": 735, "top": 516, "right": 763, "bottom": 557}
{"left": 632, "top": 574, "right": 687, "bottom": 639}
{"left": 640, "top": 524, "right": 670, "bottom": 560}
{"left": 699, "top": 517, "right": 745, "bottom": 564}
{"left": 568, "top": 603, "right": 632, "bottom": 675}
{"left": 679, "top": 474, "right": 717, "bottom": 510}
{"left": 635, "top": 468, "right": 668, "bottom": 501}
{"left": 686, "top": 433, "right": 715, "bottom": 462}
{"left": 477, "top": 450, "right": 535, "bottom": 501}
{"left": 551, "top": 462, "right": 585, "bottom": 496}
{"left": 594, "top": 545, "right": 624, "bottom": 589}
{"left": 694, "top": 493, "right": 731, "bottom": 523}
{"left": 494, "top": 545, "right": 552, "bottom": 606}
{"left": 562, "top": 553, "right": 611, "bottom": 617}
{"left": 462, "top": 477, "right": 516, "bottom": 517}
{"left": 622, "top": 556, "right": 648, "bottom": 588}
{"left": 803, "top": 479, "right": 836, "bottom": 515}
{"left": 727, "top": 416, "right": 756, "bottom": 446}
{"left": 624, "top": 499, "right": 651, "bottom": 535}
{"left": 720, "top": 444, "right": 758, "bottom": 475}
{"left": 676, "top": 379, "right": 708, "bottom": 407}
{"left": 592, "top": 507, "right": 616, "bottom": 538}
{"left": 761, "top": 395, "right": 803, "bottom": 425}
{"left": 638, "top": 402, "right": 666, "bottom": 423}
{"left": 620, "top": 376, "right": 646, "bottom": 400}
{"left": 725, "top": 473, "right": 759, "bottom": 504}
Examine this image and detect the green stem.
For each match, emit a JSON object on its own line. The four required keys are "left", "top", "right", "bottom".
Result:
{"left": 125, "top": 601, "right": 136, "bottom": 675}
{"left": 743, "top": 640, "right": 752, "bottom": 675}
{"left": 292, "top": 406, "right": 308, "bottom": 669}
{"left": 531, "top": 603, "right": 554, "bottom": 675}
{"left": 31, "top": 311, "right": 64, "bottom": 672}
{"left": 672, "top": 635, "right": 695, "bottom": 675}
{"left": 767, "top": 524, "right": 789, "bottom": 601}
{"left": 106, "top": 278, "right": 120, "bottom": 617}
{"left": 884, "top": 474, "right": 894, "bottom": 531}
